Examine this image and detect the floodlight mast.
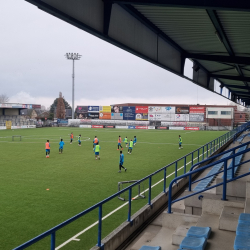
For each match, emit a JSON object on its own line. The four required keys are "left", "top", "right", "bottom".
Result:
{"left": 65, "top": 53, "right": 82, "bottom": 119}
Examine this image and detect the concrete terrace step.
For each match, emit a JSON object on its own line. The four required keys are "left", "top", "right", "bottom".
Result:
{"left": 219, "top": 206, "right": 244, "bottom": 232}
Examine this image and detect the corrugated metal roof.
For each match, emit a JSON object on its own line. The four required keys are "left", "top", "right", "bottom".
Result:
{"left": 217, "top": 11, "right": 250, "bottom": 56}
{"left": 133, "top": 5, "right": 227, "bottom": 53}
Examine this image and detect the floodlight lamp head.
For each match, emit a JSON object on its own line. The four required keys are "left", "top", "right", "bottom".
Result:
{"left": 65, "top": 53, "right": 82, "bottom": 60}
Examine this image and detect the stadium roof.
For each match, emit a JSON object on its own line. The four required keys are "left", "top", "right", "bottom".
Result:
{"left": 26, "top": 0, "right": 250, "bottom": 105}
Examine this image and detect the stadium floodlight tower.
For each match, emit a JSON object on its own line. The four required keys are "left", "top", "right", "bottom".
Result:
{"left": 65, "top": 53, "right": 81, "bottom": 119}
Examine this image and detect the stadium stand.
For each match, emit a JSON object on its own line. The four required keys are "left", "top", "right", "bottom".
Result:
{"left": 0, "top": 115, "right": 36, "bottom": 127}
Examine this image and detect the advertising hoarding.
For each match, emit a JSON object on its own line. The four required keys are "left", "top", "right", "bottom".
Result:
{"left": 136, "top": 113, "right": 148, "bottom": 120}
{"left": 136, "top": 106, "right": 148, "bottom": 113}
{"left": 148, "top": 106, "right": 162, "bottom": 113}
{"left": 161, "top": 113, "right": 175, "bottom": 121}
{"left": 157, "top": 126, "right": 167, "bottom": 129}
{"left": 169, "top": 127, "right": 185, "bottom": 130}
{"left": 76, "top": 113, "right": 88, "bottom": 119}
{"left": 189, "top": 114, "right": 204, "bottom": 122}
{"left": 185, "top": 127, "right": 200, "bottom": 130}
{"left": 123, "top": 106, "right": 136, "bottom": 120}
{"left": 57, "top": 119, "right": 68, "bottom": 124}
{"left": 190, "top": 106, "right": 205, "bottom": 114}
{"left": 175, "top": 114, "right": 189, "bottom": 121}
{"left": 176, "top": 107, "right": 189, "bottom": 114}
{"left": 92, "top": 125, "right": 104, "bottom": 128}
{"left": 111, "top": 105, "right": 123, "bottom": 113}
{"left": 99, "top": 106, "right": 111, "bottom": 112}
{"left": 87, "top": 113, "right": 99, "bottom": 119}
{"left": 111, "top": 113, "right": 123, "bottom": 120}
{"left": 148, "top": 126, "right": 155, "bottom": 130}
{"left": 76, "top": 106, "right": 88, "bottom": 113}
{"left": 99, "top": 112, "right": 111, "bottom": 119}
{"left": 88, "top": 106, "right": 99, "bottom": 113}
{"left": 116, "top": 126, "right": 128, "bottom": 129}
{"left": 79, "top": 125, "right": 91, "bottom": 128}
{"left": 148, "top": 114, "right": 161, "bottom": 121}
{"left": 161, "top": 121, "right": 187, "bottom": 126}
{"left": 105, "top": 126, "right": 114, "bottom": 128}
{"left": 135, "top": 126, "right": 147, "bottom": 129}
{"left": 161, "top": 106, "right": 176, "bottom": 113}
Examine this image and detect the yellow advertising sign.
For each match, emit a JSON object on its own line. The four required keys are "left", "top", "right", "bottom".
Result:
{"left": 6, "top": 121, "right": 12, "bottom": 130}
{"left": 99, "top": 106, "right": 111, "bottom": 113}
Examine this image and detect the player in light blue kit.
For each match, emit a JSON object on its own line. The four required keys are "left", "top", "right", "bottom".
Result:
{"left": 59, "top": 139, "right": 65, "bottom": 154}
{"left": 78, "top": 134, "right": 81, "bottom": 146}
{"left": 133, "top": 136, "right": 137, "bottom": 146}
{"left": 118, "top": 151, "right": 127, "bottom": 173}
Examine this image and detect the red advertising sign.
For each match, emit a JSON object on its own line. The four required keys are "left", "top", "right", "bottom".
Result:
{"left": 136, "top": 106, "right": 148, "bottom": 113}
{"left": 189, "top": 107, "right": 205, "bottom": 113}
{"left": 158, "top": 127, "right": 167, "bottom": 130}
{"left": 92, "top": 125, "right": 104, "bottom": 128}
{"left": 135, "top": 126, "right": 148, "bottom": 129}
{"left": 185, "top": 127, "right": 200, "bottom": 130}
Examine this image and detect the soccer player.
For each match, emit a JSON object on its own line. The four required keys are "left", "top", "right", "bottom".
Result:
{"left": 133, "top": 136, "right": 137, "bottom": 146}
{"left": 93, "top": 136, "right": 99, "bottom": 148}
{"left": 117, "top": 135, "right": 123, "bottom": 150}
{"left": 70, "top": 133, "right": 74, "bottom": 144}
{"left": 128, "top": 139, "right": 133, "bottom": 154}
{"left": 93, "top": 142, "right": 101, "bottom": 160}
{"left": 45, "top": 140, "right": 50, "bottom": 158}
{"left": 59, "top": 139, "right": 65, "bottom": 154}
{"left": 118, "top": 150, "right": 127, "bottom": 173}
{"left": 123, "top": 136, "right": 128, "bottom": 147}
{"left": 78, "top": 134, "right": 81, "bottom": 146}
{"left": 179, "top": 135, "right": 183, "bottom": 149}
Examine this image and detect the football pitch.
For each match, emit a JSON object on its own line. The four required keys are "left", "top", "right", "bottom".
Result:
{"left": 0, "top": 128, "right": 225, "bottom": 250}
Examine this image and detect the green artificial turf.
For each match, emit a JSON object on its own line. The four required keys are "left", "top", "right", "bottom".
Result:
{"left": 0, "top": 128, "right": 225, "bottom": 250}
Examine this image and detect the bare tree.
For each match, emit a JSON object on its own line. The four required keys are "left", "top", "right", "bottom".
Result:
{"left": 0, "top": 94, "right": 9, "bottom": 103}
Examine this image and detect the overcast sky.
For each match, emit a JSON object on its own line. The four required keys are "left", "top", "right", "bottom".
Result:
{"left": 0, "top": 0, "right": 231, "bottom": 109}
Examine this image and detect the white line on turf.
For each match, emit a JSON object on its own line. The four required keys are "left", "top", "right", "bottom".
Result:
{"left": 55, "top": 144, "right": 218, "bottom": 249}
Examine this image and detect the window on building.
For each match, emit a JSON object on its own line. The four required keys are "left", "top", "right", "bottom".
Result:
{"left": 208, "top": 111, "right": 218, "bottom": 115}
{"left": 221, "top": 111, "right": 231, "bottom": 115}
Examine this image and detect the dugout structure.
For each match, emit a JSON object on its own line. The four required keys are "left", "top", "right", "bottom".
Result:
{"left": 12, "top": 135, "right": 22, "bottom": 141}
{"left": 118, "top": 180, "right": 145, "bottom": 201}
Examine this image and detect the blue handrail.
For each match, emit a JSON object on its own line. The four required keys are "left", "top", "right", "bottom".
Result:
{"left": 13, "top": 122, "right": 249, "bottom": 250}
{"left": 168, "top": 144, "right": 250, "bottom": 213}
{"left": 188, "top": 140, "right": 250, "bottom": 191}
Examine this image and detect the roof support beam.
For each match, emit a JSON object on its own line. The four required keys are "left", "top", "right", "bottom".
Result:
{"left": 186, "top": 54, "right": 250, "bottom": 65}
{"left": 211, "top": 74, "right": 250, "bottom": 82}
{"left": 224, "top": 85, "right": 250, "bottom": 90}
{"left": 103, "top": 1, "right": 113, "bottom": 36}
{"left": 110, "top": 0, "right": 250, "bottom": 11}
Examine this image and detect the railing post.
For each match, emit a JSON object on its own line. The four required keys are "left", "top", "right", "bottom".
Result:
{"left": 97, "top": 205, "right": 102, "bottom": 247}
{"left": 51, "top": 232, "right": 55, "bottom": 250}
{"left": 184, "top": 157, "right": 186, "bottom": 174}
{"left": 148, "top": 177, "right": 152, "bottom": 206}
{"left": 210, "top": 142, "right": 212, "bottom": 155}
{"left": 232, "top": 149, "right": 235, "bottom": 179}
{"left": 175, "top": 162, "right": 178, "bottom": 178}
{"left": 128, "top": 188, "right": 132, "bottom": 222}
{"left": 198, "top": 149, "right": 200, "bottom": 162}
{"left": 202, "top": 146, "right": 204, "bottom": 160}
{"left": 222, "top": 160, "right": 228, "bottom": 201}
{"left": 168, "top": 182, "right": 172, "bottom": 213}
{"left": 206, "top": 144, "right": 208, "bottom": 159}
{"left": 163, "top": 168, "right": 167, "bottom": 193}
{"left": 191, "top": 152, "right": 193, "bottom": 166}
{"left": 189, "top": 173, "right": 192, "bottom": 191}
{"left": 219, "top": 137, "right": 220, "bottom": 148}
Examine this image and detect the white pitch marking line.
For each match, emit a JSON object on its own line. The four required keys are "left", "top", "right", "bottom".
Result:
{"left": 72, "top": 239, "right": 80, "bottom": 241}
{"left": 56, "top": 144, "right": 220, "bottom": 249}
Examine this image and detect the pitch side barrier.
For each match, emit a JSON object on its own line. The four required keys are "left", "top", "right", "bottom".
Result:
{"left": 168, "top": 140, "right": 250, "bottom": 214}
{"left": 13, "top": 122, "right": 250, "bottom": 250}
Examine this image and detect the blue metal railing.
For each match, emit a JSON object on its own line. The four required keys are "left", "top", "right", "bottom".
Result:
{"left": 13, "top": 123, "right": 249, "bottom": 250}
{"left": 168, "top": 141, "right": 250, "bottom": 214}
